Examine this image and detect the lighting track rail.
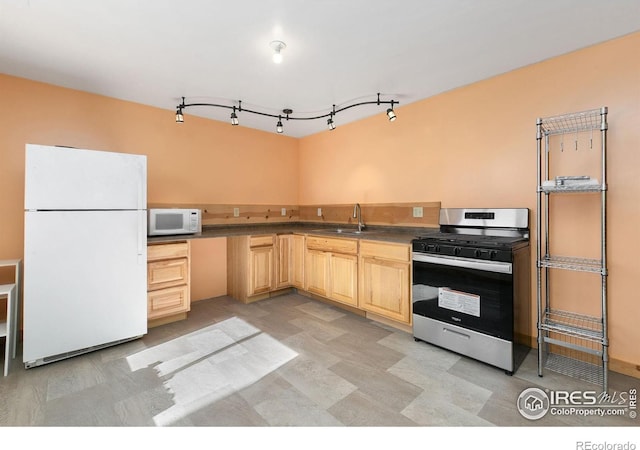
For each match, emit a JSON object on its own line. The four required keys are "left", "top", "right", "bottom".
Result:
{"left": 175, "top": 93, "right": 398, "bottom": 133}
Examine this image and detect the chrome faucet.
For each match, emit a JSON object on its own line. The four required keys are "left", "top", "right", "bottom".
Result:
{"left": 353, "top": 203, "right": 365, "bottom": 232}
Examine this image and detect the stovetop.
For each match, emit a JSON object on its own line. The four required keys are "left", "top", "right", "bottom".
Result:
{"left": 416, "top": 232, "right": 528, "bottom": 247}
{"left": 412, "top": 232, "right": 529, "bottom": 262}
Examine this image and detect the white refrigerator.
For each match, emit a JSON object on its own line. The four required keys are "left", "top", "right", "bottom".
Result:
{"left": 23, "top": 144, "right": 148, "bottom": 368}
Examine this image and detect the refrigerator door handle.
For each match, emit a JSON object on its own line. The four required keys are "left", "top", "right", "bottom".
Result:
{"left": 137, "top": 178, "right": 144, "bottom": 211}
{"left": 137, "top": 210, "right": 145, "bottom": 257}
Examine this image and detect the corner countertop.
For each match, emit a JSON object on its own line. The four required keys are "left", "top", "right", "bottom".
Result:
{"left": 147, "top": 222, "right": 439, "bottom": 245}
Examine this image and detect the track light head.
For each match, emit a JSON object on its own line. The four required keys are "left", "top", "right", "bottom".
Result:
{"left": 327, "top": 116, "right": 336, "bottom": 131}
{"left": 386, "top": 100, "right": 397, "bottom": 122}
{"left": 270, "top": 40, "right": 286, "bottom": 64}
{"left": 230, "top": 107, "right": 239, "bottom": 126}
{"left": 276, "top": 116, "right": 284, "bottom": 134}
{"left": 386, "top": 108, "right": 396, "bottom": 122}
{"left": 175, "top": 107, "right": 184, "bottom": 123}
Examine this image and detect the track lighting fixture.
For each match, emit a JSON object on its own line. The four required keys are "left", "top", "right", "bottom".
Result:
{"left": 386, "top": 100, "right": 397, "bottom": 122}
{"left": 327, "top": 117, "right": 335, "bottom": 131}
{"left": 276, "top": 116, "right": 284, "bottom": 134}
{"left": 174, "top": 93, "right": 399, "bottom": 133}
{"left": 230, "top": 106, "right": 239, "bottom": 126}
{"left": 327, "top": 108, "right": 336, "bottom": 131}
{"left": 270, "top": 40, "right": 286, "bottom": 64}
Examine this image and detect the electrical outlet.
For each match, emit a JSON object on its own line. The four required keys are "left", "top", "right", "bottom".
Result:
{"left": 233, "top": 207, "right": 240, "bottom": 217}
{"left": 413, "top": 206, "right": 424, "bottom": 218}
{"left": 317, "top": 207, "right": 322, "bottom": 217}
{"left": 281, "top": 208, "right": 287, "bottom": 216}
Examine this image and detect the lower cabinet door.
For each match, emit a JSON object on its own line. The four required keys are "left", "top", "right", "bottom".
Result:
{"left": 148, "top": 284, "right": 190, "bottom": 320}
{"left": 277, "top": 234, "right": 293, "bottom": 288}
{"left": 305, "top": 249, "right": 329, "bottom": 297}
{"left": 359, "top": 257, "right": 410, "bottom": 324}
{"left": 329, "top": 253, "right": 358, "bottom": 306}
{"left": 249, "top": 245, "right": 274, "bottom": 295}
{"left": 291, "top": 234, "right": 305, "bottom": 288}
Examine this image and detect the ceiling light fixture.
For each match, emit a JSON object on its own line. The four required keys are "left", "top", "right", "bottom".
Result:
{"left": 327, "top": 106, "right": 336, "bottom": 131}
{"left": 386, "top": 100, "right": 397, "bottom": 122}
{"left": 174, "top": 93, "right": 398, "bottom": 134}
{"left": 276, "top": 115, "right": 284, "bottom": 134}
{"left": 230, "top": 104, "right": 239, "bottom": 126}
{"left": 270, "top": 40, "right": 286, "bottom": 64}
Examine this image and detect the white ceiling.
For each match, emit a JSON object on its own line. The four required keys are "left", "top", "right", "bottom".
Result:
{"left": 1, "top": 0, "right": 639, "bottom": 137}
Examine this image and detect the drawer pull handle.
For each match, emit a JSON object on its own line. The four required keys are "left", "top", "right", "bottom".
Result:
{"left": 443, "top": 327, "right": 470, "bottom": 340}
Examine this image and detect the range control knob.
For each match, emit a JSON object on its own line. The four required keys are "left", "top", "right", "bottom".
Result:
{"left": 454, "top": 247, "right": 461, "bottom": 256}
{"left": 490, "top": 250, "right": 498, "bottom": 260}
{"left": 474, "top": 249, "right": 482, "bottom": 258}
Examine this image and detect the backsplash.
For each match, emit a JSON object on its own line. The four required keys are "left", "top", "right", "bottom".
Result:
{"left": 148, "top": 202, "right": 441, "bottom": 227}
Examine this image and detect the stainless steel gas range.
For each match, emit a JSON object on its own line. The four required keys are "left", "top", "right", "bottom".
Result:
{"left": 412, "top": 208, "right": 531, "bottom": 374}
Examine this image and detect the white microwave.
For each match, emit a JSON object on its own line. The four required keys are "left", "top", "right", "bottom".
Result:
{"left": 148, "top": 208, "right": 202, "bottom": 236}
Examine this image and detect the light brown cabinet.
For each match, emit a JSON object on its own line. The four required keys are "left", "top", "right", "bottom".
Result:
{"left": 147, "top": 240, "right": 191, "bottom": 325}
{"left": 249, "top": 244, "right": 274, "bottom": 295}
{"left": 226, "top": 230, "right": 412, "bottom": 329}
{"left": 276, "top": 234, "right": 293, "bottom": 288}
{"left": 358, "top": 240, "right": 411, "bottom": 325}
{"left": 228, "top": 234, "right": 273, "bottom": 302}
{"left": 275, "top": 233, "right": 307, "bottom": 289}
{"left": 229, "top": 234, "right": 301, "bottom": 303}
{"left": 305, "top": 235, "right": 358, "bottom": 307}
{"left": 291, "top": 234, "right": 305, "bottom": 288}
{"left": 305, "top": 248, "right": 329, "bottom": 297}
{"left": 329, "top": 252, "right": 358, "bottom": 306}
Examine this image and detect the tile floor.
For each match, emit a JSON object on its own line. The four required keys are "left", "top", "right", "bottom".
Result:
{"left": 1, "top": 293, "right": 638, "bottom": 431}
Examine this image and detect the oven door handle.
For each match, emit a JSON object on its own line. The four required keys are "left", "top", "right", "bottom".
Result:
{"left": 412, "top": 253, "right": 512, "bottom": 274}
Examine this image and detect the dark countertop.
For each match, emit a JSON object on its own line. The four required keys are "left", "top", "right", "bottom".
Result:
{"left": 148, "top": 222, "right": 439, "bottom": 244}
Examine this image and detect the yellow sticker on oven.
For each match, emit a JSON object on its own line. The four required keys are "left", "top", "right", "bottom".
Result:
{"left": 438, "top": 288, "right": 480, "bottom": 317}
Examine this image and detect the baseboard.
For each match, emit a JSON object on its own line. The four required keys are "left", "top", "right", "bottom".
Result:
{"left": 296, "top": 290, "right": 366, "bottom": 317}
{"left": 148, "top": 312, "right": 187, "bottom": 328}
{"left": 365, "top": 312, "right": 412, "bottom": 334}
{"left": 608, "top": 358, "right": 640, "bottom": 380}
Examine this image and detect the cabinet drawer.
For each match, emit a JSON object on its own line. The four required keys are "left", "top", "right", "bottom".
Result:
{"left": 148, "top": 241, "right": 189, "bottom": 261}
{"left": 360, "top": 240, "right": 410, "bottom": 262}
{"left": 148, "top": 284, "right": 190, "bottom": 320}
{"left": 250, "top": 235, "right": 275, "bottom": 248}
{"left": 148, "top": 257, "right": 188, "bottom": 290}
{"left": 306, "top": 235, "right": 358, "bottom": 254}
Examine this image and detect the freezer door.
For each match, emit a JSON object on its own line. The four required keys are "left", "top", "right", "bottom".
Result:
{"left": 23, "top": 210, "right": 147, "bottom": 364}
{"left": 25, "top": 144, "right": 146, "bottom": 211}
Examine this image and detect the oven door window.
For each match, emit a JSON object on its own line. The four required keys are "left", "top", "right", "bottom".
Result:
{"left": 412, "top": 260, "right": 513, "bottom": 340}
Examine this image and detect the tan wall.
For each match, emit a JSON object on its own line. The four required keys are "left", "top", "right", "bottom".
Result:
{"left": 299, "top": 32, "right": 640, "bottom": 366}
{"left": 0, "top": 74, "right": 299, "bottom": 300}
{"left": 1, "top": 32, "right": 638, "bottom": 368}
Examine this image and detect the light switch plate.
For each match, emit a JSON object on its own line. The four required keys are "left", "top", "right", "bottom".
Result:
{"left": 281, "top": 208, "right": 287, "bottom": 216}
{"left": 413, "top": 206, "right": 424, "bottom": 218}
{"left": 317, "top": 207, "right": 322, "bottom": 217}
{"left": 233, "top": 207, "right": 240, "bottom": 217}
